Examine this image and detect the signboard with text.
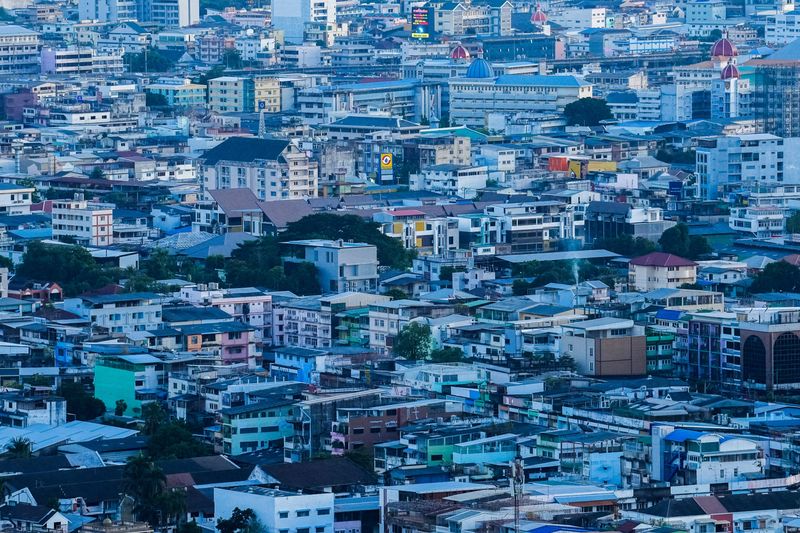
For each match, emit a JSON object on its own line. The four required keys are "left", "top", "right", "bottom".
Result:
{"left": 411, "top": 7, "right": 431, "bottom": 39}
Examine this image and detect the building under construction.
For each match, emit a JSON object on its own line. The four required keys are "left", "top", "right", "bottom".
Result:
{"left": 750, "top": 60, "right": 800, "bottom": 137}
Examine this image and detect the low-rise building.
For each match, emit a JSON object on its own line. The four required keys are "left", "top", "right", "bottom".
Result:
{"left": 628, "top": 252, "right": 698, "bottom": 292}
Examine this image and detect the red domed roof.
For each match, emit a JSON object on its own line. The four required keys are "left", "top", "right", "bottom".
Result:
{"left": 711, "top": 38, "right": 738, "bottom": 58}
{"left": 531, "top": 3, "right": 547, "bottom": 23}
{"left": 451, "top": 44, "right": 470, "bottom": 60}
{"left": 721, "top": 64, "right": 740, "bottom": 79}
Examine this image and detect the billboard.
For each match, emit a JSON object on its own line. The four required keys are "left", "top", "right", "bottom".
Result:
{"left": 411, "top": 7, "right": 431, "bottom": 39}
{"left": 380, "top": 153, "right": 393, "bottom": 170}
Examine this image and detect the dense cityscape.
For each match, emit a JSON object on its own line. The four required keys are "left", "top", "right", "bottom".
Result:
{"left": 0, "top": 0, "right": 800, "bottom": 532}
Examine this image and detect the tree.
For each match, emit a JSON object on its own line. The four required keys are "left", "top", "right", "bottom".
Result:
{"left": 146, "top": 92, "right": 169, "bottom": 107}
{"left": 392, "top": 322, "right": 432, "bottom": 361}
{"left": 385, "top": 288, "right": 408, "bottom": 300}
{"left": 142, "top": 248, "right": 177, "bottom": 280}
{"left": 788, "top": 212, "right": 800, "bottom": 234}
{"left": 223, "top": 48, "right": 243, "bottom": 69}
{"left": 147, "top": 421, "right": 212, "bottom": 459}
{"left": 115, "top": 399, "right": 128, "bottom": 417}
{"left": 512, "top": 279, "right": 534, "bottom": 296}
{"left": 178, "top": 521, "right": 203, "bottom": 533}
{"left": 58, "top": 381, "right": 106, "bottom": 420}
{"left": 563, "top": 97, "right": 613, "bottom": 126}
{"left": 141, "top": 402, "right": 168, "bottom": 436}
{"left": 123, "top": 455, "right": 167, "bottom": 526}
{"left": 0, "top": 255, "right": 12, "bottom": 270}
{"left": 439, "top": 266, "right": 465, "bottom": 284}
{"left": 750, "top": 261, "right": 800, "bottom": 293}
{"left": 17, "top": 241, "right": 119, "bottom": 296}
{"left": 89, "top": 167, "right": 105, "bottom": 180}
{"left": 594, "top": 234, "right": 656, "bottom": 257}
{"left": 196, "top": 64, "right": 226, "bottom": 85}
{"left": 216, "top": 507, "right": 258, "bottom": 533}
{"left": 126, "top": 47, "right": 175, "bottom": 73}
{"left": 659, "top": 223, "right": 711, "bottom": 260}
{"left": 5, "top": 437, "right": 31, "bottom": 458}
{"left": 430, "top": 346, "right": 463, "bottom": 363}
{"left": 344, "top": 448, "right": 374, "bottom": 473}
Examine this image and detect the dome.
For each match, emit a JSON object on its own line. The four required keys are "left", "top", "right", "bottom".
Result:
{"left": 451, "top": 44, "right": 470, "bottom": 60}
{"left": 711, "top": 38, "right": 738, "bottom": 58}
{"left": 721, "top": 64, "right": 740, "bottom": 79}
{"left": 531, "top": 4, "right": 547, "bottom": 23}
{"left": 465, "top": 57, "right": 495, "bottom": 78}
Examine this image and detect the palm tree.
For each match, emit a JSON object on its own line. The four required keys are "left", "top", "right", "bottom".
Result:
{"left": 123, "top": 455, "right": 166, "bottom": 525}
{"left": 5, "top": 437, "right": 31, "bottom": 458}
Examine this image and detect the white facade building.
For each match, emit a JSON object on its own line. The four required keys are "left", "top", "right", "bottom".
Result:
{"left": 696, "top": 134, "right": 786, "bottom": 201}
{"left": 51, "top": 199, "right": 114, "bottom": 247}
{"left": 214, "top": 487, "right": 334, "bottom": 533}
{"left": 271, "top": 0, "right": 336, "bottom": 43}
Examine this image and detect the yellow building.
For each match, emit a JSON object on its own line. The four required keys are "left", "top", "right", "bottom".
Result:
{"left": 253, "top": 76, "right": 280, "bottom": 112}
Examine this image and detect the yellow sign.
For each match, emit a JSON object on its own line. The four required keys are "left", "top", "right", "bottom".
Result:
{"left": 380, "top": 153, "right": 393, "bottom": 170}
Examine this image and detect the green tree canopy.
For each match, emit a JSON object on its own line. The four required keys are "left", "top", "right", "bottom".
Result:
{"left": 5, "top": 437, "right": 31, "bottom": 458}
{"left": 126, "top": 47, "right": 175, "bottom": 73}
{"left": 393, "top": 322, "right": 432, "bottom": 360}
{"left": 58, "top": 382, "right": 106, "bottom": 421}
{"left": 224, "top": 237, "right": 320, "bottom": 295}
{"left": 430, "top": 346, "right": 463, "bottom": 363}
{"left": 147, "top": 421, "right": 212, "bottom": 460}
{"left": 594, "top": 234, "right": 657, "bottom": 257}
{"left": 217, "top": 508, "right": 260, "bottom": 533}
{"left": 787, "top": 212, "right": 800, "bottom": 234}
{"left": 563, "top": 97, "right": 613, "bottom": 126}
{"left": 750, "top": 261, "right": 800, "bottom": 293}
{"left": 658, "top": 223, "right": 711, "bottom": 260}
{"left": 17, "top": 241, "right": 119, "bottom": 296}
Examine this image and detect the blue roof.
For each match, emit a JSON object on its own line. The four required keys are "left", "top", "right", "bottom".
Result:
{"left": 656, "top": 309, "right": 684, "bottom": 320}
{"left": 466, "top": 58, "right": 495, "bottom": 78}
{"left": 664, "top": 429, "right": 705, "bottom": 442}
{"left": 495, "top": 74, "right": 589, "bottom": 87}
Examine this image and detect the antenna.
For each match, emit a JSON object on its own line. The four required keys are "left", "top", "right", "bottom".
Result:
{"left": 512, "top": 455, "right": 523, "bottom": 533}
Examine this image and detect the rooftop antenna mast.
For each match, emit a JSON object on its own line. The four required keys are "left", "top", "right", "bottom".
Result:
{"left": 512, "top": 455, "right": 524, "bottom": 533}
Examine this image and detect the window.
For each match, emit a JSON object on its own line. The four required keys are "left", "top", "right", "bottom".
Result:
{"left": 317, "top": 508, "right": 331, "bottom": 515}
{"left": 297, "top": 510, "right": 310, "bottom": 517}
{"left": 279, "top": 512, "right": 289, "bottom": 519}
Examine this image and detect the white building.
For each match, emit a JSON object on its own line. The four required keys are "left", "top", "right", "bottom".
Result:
{"left": 271, "top": 0, "right": 336, "bottom": 43}
{"left": 63, "top": 292, "right": 163, "bottom": 335}
{"left": 283, "top": 292, "right": 389, "bottom": 349}
{"left": 766, "top": 11, "right": 800, "bottom": 45}
{"left": 214, "top": 487, "right": 334, "bottom": 533}
{"left": 41, "top": 47, "right": 124, "bottom": 75}
{"left": 79, "top": 0, "right": 198, "bottom": 26}
{"left": 449, "top": 66, "right": 593, "bottom": 129}
{"left": 549, "top": 8, "right": 608, "bottom": 29}
{"left": 0, "top": 184, "right": 34, "bottom": 216}
{"left": 628, "top": 252, "right": 698, "bottom": 292}
{"left": 78, "top": 0, "right": 136, "bottom": 23}
{"left": 685, "top": 0, "right": 731, "bottom": 37}
{"left": 696, "top": 134, "right": 785, "bottom": 201}
{"left": 729, "top": 205, "right": 785, "bottom": 238}
{"left": 369, "top": 300, "right": 435, "bottom": 355}
{"left": 0, "top": 25, "right": 41, "bottom": 75}
{"left": 410, "top": 164, "right": 488, "bottom": 198}
{"left": 283, "top": 239, "right": 379, "bottom": 294}
{"left": 199, "top": 137, "right": 318, "bottom": 201}
{"left": 51, "top": 199, "right": 114, "bottom": 247}
{"left": 179, "top": 284, "right": 273, "bottom": 344}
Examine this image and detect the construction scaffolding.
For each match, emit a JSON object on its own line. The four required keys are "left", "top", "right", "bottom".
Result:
{"left": 752, "top": 61, "right": 800, "bottom": 137}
